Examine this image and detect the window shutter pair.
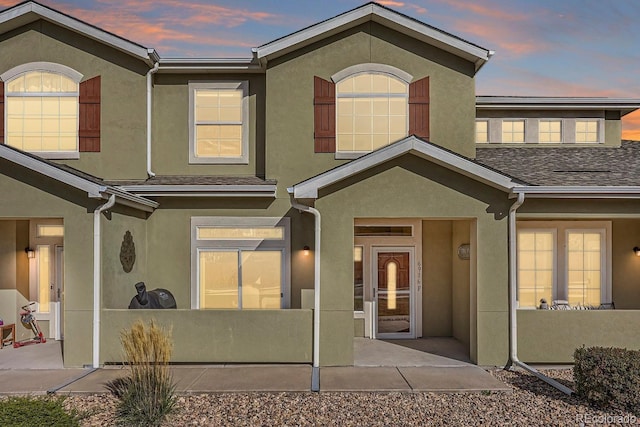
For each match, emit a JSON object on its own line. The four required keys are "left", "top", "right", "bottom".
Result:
{"left": 0, "top": 76, "right": 101, "bottom": 152}
{"left": 313, "top": 75, "right": 430, "bottom": 153}
{"left": 79, "top": 76, "right": 101, "bottom": 152}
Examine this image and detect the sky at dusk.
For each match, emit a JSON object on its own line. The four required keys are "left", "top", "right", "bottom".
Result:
{"left": 2, "top": 0, "right": 639, "bottom": 138}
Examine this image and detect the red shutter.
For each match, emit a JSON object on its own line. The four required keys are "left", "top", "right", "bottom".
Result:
{"left": 79, "top": 76, "right": 101, "bottom": 152}
{"left": 409, "top": 76, "right": 430, "bottom": 139}
{"left": 314, "top": 76, "right": 336, "bottom": 153}
{"left": 0, "top": 81, "right": 4, "bottom": 144}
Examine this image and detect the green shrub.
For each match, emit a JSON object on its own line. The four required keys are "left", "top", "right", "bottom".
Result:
{"left": 106, "top": 319, "right": 176, "bottom": 427}
{"left": 574, "top": 346, "right": 640, "bottom": 414}
{"left": 0, "top": 395, "right": 80, "bottom": 427}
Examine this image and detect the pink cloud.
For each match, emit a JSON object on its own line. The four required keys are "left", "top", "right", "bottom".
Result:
{"left": 377, "top": 0, "right": 406, "bottom": 7}
{"left": 434, "top": 0, "right": 528, "bottom": 22}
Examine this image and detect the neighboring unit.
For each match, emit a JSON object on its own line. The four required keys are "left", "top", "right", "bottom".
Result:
{"left": 0, "top": 1, "right": 639, "bottom": 368}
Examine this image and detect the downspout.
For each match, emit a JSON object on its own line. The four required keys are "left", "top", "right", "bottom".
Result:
{"left": 290, "top": 199, "right": 321, "bottom": 392}
{"left": 93, "top": 194, "right": 116, "bottom": 369}
{"left": 146, "top": 62, "right": 159, "bottom": 178}
{"left": 507, "top": 191, "right": 573, "bottom": 395}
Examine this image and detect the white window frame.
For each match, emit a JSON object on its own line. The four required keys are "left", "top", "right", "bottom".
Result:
{"left": 538, "top": 119, "right": 563, "bottom": 144}
{"left": 2, "top": 62, "right": 83, "bottom": 159}
{"left": 332, "top": 64, "right": 412, "bottom": 160}
{"left": 516, "top": 228, "right": 558, "bottom": 308}
{"left": 475, "top": 120, "right": 489, "bottom": 143}
{"left": 190, "top": 217, "right": 290, "bottom": 309}
{"left": 517, "top": 221, "right": 612, "bottom": 308}
{"left": 188, "top": 81, "right": 249, "bottom": 165}
{"left": 501, "top": 119, "right": 525, "bottom": 143}
{"left": 575, "top": 119, "right": 603, "bottom": 144}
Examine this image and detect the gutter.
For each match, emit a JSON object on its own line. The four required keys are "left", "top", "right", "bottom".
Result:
{"left": 506, "top": 191, "right": 573, "bottom": 395}
{"left": 290, "top": 196, "right": 321, "bottom": 392}
{"left": 93, "top": 194, "right": 115, "bottom": 369}
{"left": 146, "top": 62, "right": 159, "bottom": 178}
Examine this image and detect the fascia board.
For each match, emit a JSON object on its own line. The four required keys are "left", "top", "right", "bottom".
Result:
{"left": 104, "top": 188, "right": 158, "bottom": 212}
{"left": 476, "top": 97, "right": 640, "bottom": 110}
{"left": 119, "top": 185, "right": 277, "bottom": 198}
{"left": 0, "top": 3, "right": 151, "bottom": 63}
{"left": 0, "top": 145, "right": 105, "bottom": 197}
{"left": 0, "top": 145, "right": 157, "bottom": 211}
{"left": 513, "top": 186, "right": 640, "bottom": 198}
{"left": 256, "top": 7, "right": 371, "bottom": 59}
{"left": 256, "top": 4, "right": 489, "bottom": 65}
{"left": 158, "top": 58, "right": 263, "bottom": 73}
{"left": 293, "top": 137, "right": 515, "bottom": 199}
{"left": 371, "top": 7, "right": 490, "bottom": 63}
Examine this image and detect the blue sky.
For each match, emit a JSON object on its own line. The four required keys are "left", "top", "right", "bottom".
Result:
{"left": 3, "top": 0, "right": 640, "bottom": 137}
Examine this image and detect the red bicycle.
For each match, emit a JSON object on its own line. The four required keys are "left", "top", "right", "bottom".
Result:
{"left": 13, "top": 302, "right": 46, "bottom": 348}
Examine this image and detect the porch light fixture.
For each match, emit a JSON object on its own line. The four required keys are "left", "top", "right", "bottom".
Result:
{"left": 24, "top": 247, "right": 35, "bottom": 259}
{"left": 303, "top": 245, "right": 310, "bottom": 256}
{"left": 634, "top": 247, "right": 640, "bottom": 257}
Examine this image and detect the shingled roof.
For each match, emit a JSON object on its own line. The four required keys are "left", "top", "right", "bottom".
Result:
{"left": 475, "top": 141, "right": 640, "bottom": 186}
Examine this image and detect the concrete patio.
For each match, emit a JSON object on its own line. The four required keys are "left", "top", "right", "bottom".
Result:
{"left": 0, "top": 338, "right": 509, "bottom": 394}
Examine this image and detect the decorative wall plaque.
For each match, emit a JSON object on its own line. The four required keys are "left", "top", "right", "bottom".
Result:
{"left": 120, "top": 230, "right": 136, "bottom": 273}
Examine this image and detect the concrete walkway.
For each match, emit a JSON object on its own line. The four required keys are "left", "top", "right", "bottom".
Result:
{"left": 0, "top": 338, "right": 509, "bottom": 394}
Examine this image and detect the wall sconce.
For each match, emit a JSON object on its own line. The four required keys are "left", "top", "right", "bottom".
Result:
{"left": 25, "top": 247, "right": 35, "bottom": 259}
{"left": 634, "top": 247, "right": 640, "bottom": 257}
{"left": 457, "top": 244, "right": 471, "bottom": 260}
{"left": 303, "top": 245, "right": 310, "bottom": 256}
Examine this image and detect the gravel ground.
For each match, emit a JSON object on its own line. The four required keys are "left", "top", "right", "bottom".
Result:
{"left": 65, "top": 369, "right": 638, "bottom": 426}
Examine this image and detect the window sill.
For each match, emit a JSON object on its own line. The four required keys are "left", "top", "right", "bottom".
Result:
{"left": 189, "top": 157, "right": 249, "bottom": 165}
{"left": 335, "top": 152, "right": 368, "bottom": 160}
{"left": 29, "top": 151, "right": 80, "bottom": 160}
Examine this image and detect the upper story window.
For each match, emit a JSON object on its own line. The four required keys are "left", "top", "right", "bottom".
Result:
{"left": 502, "top": 120, "right": 525, "bottom": 143}
{"left": 538, "top": 120, "right": 562, "bottom": 143}
{"left": 576, "top": 119, "right": 599, "bottom": 143}
{"left": 336, "top": 72, "right": 408, "bottom": 154}
{"left": 475, "top": 120, "right": 488, "bottom": 143}
{"left": 477, "top": 118, "right": 604, "bottom": 145}
{"left": 2, "top": 63, "right": 84, "bottom": 158}
{"left": 313, "top": 64, "right": 428, "bottom": 157}
{"left": 189, "top": 81, "right": 248, "bottom": 164}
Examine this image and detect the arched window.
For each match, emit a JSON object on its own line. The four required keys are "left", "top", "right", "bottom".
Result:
{"left": 313, "top": 63, "right": 429, "bottom": 156}
{"left": 2, "top": 62, "right": 83, "bottom": 156}
{"left": 336, "top": 72, "right": 408, "bottom": 153}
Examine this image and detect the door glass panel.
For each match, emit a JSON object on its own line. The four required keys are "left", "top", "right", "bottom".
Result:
{"left": 567, "top": 231, "right": 602, "bottom": 306}
{"left": 354, "top": 246, "right": 363, "bottom": 311}
{"left": 37, "top": 245, "right": 51, "bottom": 313}
{"left": 241, "top": 251, "right": 281, "bottom": 309}
{"left": 377, "top": 252, "right": 410, "bottom": 335}
{"left": 199, "top": 251, "right": 238, "bottom": 308}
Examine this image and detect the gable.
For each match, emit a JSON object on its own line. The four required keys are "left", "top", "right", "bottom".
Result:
{"left": 255, "top": 2, "right": 492, "bottom": 73}
{"left": 0, "top": 1, "right": 157, "bottom": 66}
{"left": 291, "top": 136, "right": 521, "bottom": 199}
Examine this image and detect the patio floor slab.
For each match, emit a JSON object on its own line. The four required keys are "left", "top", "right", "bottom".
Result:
{"left": 319, "top": 367, "right": 411, "bottom": 392}
{"left": 0, "top": 369, "right": 87, "bottom": 395}
{"left": 399, "top": 366, "right": 511, "bottom": 392}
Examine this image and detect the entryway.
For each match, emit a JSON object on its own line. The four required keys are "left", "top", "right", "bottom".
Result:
{"left": 354, "top": 218, "right": 474, "bottom": 362}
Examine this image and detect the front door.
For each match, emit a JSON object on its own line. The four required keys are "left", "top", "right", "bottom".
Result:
{"left": 373, "top": 247, "right": 414, "bottom": 338}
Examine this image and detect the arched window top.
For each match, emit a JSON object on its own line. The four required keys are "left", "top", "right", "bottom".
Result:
{"left": 336, "top": 72, "right": 407, "bottom": 96}
{"left": 1, "top": 62, "right": 83, "bottom": 88}
{"left": 331, "top": 63, "right": 413, "bottom": 85}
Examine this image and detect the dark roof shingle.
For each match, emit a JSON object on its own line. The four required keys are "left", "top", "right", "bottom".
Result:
{"left": 475, "top": 140, "right": 640, "bottom": 186}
